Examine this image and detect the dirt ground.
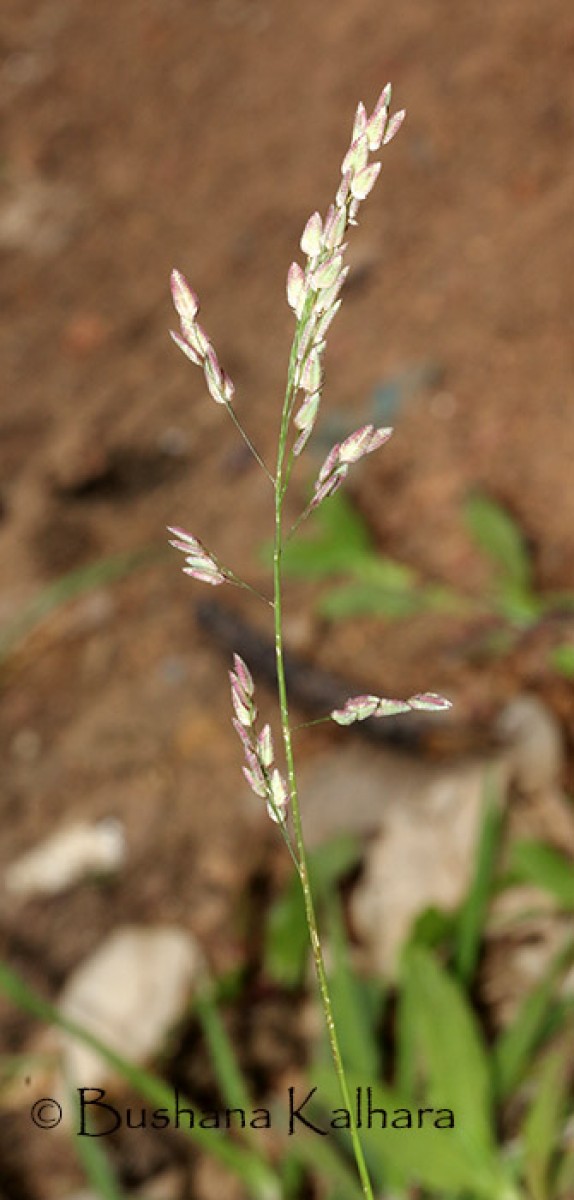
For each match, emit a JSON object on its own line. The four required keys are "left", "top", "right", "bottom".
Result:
{"left": 1, "top": 1, "right": 574, "bottom": 1196}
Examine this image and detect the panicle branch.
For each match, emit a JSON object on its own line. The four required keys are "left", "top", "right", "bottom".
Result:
{"left": 170, "top": 270, "right": 274, "bottom": 483}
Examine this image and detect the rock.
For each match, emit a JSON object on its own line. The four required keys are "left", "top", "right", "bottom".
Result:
{"left": 298, "top": 745, "right": 509, "bottom": 977}
{"left": 4, "top": 819, "right": 125, "bottom": 898}
{"left": 297, "top": 698, "right": 573, "bottom": 980}
{"left": 505, "top": 784, "right": 574, "bottom": 856}
{"left": 496, "top": 694, "right": 574, "bottom": 855}
{"left": 496, "top": 694, "right": 565, "bottom": 795}
{"left": 58, "top": 926, "right": 204, "bottom": 1086}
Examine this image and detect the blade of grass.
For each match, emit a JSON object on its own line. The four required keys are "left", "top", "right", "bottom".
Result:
{"left": 311, "top": 1066, "right": 515, "bottom": 1198}
{"left": 193, "top": 984, "right": 255, "bottom": 1135}
{"left": 402, "top": 946, "right": 498, "bottom": 1168}
{"left": 556, "top": 1143, "right": 574, "bottom": 1199}
{"left": 454, "top": 776, "right": 503, "bottom": 985}
{"left": 522, "top": 1050, "right": 568, "bottom": 1200}
{"left": 509, "top": 841, "right": 574, "bottom": 910}
{"left": 493, "top": 939, "right": 574, "bottom": 1101}
{"left": 464, "top": 494, "right": 531, "bottom": 592}
{"left": 323, "top": 892, "right": 384, "bottom": 1080}
{"left": 67, "top": 1085, "right": 126, "bottom": 1200}
{"left": 282, "top": 1119, "right": 363, "bottom": 1200}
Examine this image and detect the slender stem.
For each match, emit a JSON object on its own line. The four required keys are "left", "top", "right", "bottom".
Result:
{"left": 224, "top": 402, "right": 275, "bottom": 485}
{"left": 273, "top": 361, "right": 374, "bottom": 1200}
{"left": 224, "top": 571, "right": 274, "bottom": 607}
{"left": 286, "top": 499, "right": 315, "bottom": 541}
{"left": 292, "top": 716, "right": 333, "bottom": 732}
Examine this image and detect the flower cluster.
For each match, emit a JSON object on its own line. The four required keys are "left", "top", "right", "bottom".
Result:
{"left": 310, "top": 422, "right": 393, "bottom": 509}
{"left": 169, "top": 269, "right": 235, "bottom": 407}
{"left": 331, "top": 692, "right": 453, "bottom": 726}
{"left": 167, "top": 525, "right": 226, "bottom": 586}
{"left": 287, "top": 84, "right": 405, "bottom": 457}
{"left": 230, "top": 654, "right": 290, "bottom": 823}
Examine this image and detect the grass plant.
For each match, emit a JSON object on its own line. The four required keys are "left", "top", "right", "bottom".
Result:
{"left": 167, "top": 84, "right": 452, "bottom": 1200}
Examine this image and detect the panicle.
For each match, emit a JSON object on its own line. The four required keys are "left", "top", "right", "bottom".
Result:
{"left": 310, "top": 425, "right": 393, "bottom": 511}
{"left": 338, "top": 423, "right": 392, "bottom": 463}
{"left": 257, "top": 723, "right": 274, "bottom": 769}
{"left": 170, "top": 329, "right": 202, "bottom": 367}
{"left": 267, "top": 769, "right": 289, "bottom": 824}
{"left": 350, "top": 161, "right": 381, "bottom": 201}
{"left": 169, "top": 268, "right": 235, "bottom": 407}
{"left": 286, "top": 262, "right": 307, "bottom": 316}
{"left": 408, "top": 693, "right": 453, "bottom": 712}
{"left": 181, "top": 565, "right": 226, "bottom": 586}
{"left": 285, "top": 86, "right": 405, "bottom": 457}
{"left": 383, "top": 109, "right": 406, "bottom": 145}
{"left": 294, "top": 391, "right": 320, "bottom": 434}
{"left": 171, "top": 269, "right": 199, "bottom": 323}
{"left": 167, "top": 526, "right": 226, "bottom": 586}
{"left": 351, "top": 101, "right": 368, "bottom": 141}
{"left": 300, "top": 211, "right": 323, "bottom": 258}
{"left": 232, "top": 653, "right": 254, "bottom": 700}
{"left": 331, "top": 692, "right": 452, "bottom": 726}
{"left": 243, "top": 758, "right": 267, "bottom": 799}
{"left": 229, "top": 657, "right": 290, "bottom": 824}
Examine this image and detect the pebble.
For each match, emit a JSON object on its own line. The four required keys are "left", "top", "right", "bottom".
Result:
{"left": 298, "top": 744, "right": 509, "bottom": 977}
{"left": 495, "top": 694, "right": 565, "bottom": 795}
{"left": 58, "top": 926, "right": 204, "bottom": 1086}
{"left": 4, "top": 819, "right": 125, "bottom": 898}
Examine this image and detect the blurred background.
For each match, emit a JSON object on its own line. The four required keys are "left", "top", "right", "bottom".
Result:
{"left": 1, "top": 1, "right": 574, "bottom": 1198}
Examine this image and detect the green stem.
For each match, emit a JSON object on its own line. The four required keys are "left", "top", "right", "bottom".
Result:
{"left": 273, "top": 352, "right": 374, "bottom": 1200}
{"left": 286, "top": 499, "right": 315, "bottom": 541}
{"left": 292, "top": 716, "right": 333, "bottom": 732}
{"left": 223, "top": 570, "right": 274, "bottom": 607}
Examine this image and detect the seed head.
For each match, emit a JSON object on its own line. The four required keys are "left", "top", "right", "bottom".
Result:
{"left": 300, "top": 211, "right": 323, "bottom": 258}
{"left": 170, "top": 269, "right": 235, "bottom": 406}
{"left": 287, "top": 262, "right": 307, "bottom": 316}
{"left": 167, "top": 526, "right": 226, "bottom": 586}
{"left": 170, "top": 269, "right": 199, "bottom": 324}
{"left": 383, "top": 109, "right": 406, "bottom": 145}
{"left": 232, "top": 654, "right": 254, "bottom": 700}
{"left": 350, "top": 162, "right": 381, "bottom": 202}
{"left": 310, "top": 425, "right": 393, "bottom": 511}
{"left": 267, "top": 769, "right": 289, "bottom": 824}
{"left": 331, "top": 692, "right": 452, "bottom": 725}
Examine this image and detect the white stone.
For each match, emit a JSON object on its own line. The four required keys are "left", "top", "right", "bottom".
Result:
{"left": 299, "top": 745, "right": 509, "bottom": 977}
{"left": 58, "top": 926, "right": 203, "bottom": 1085}
{"left": 496, "top": 694, "right": 565, "bottom": 795}
{"left": 4, "top": 819, "right": 125, "bottom": 898}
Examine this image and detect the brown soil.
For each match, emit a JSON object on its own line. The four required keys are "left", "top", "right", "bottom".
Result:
{"left": 1, "top": 1, "right": 574, "bottom": 1196}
